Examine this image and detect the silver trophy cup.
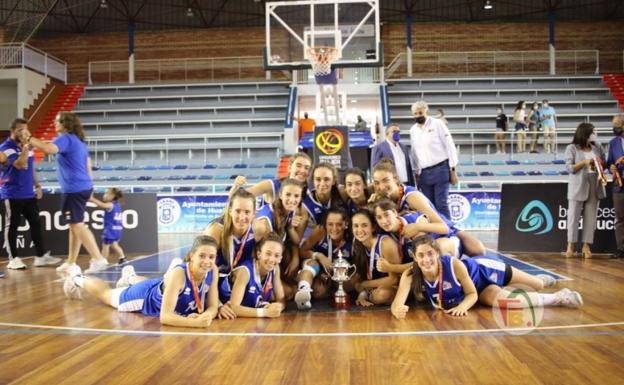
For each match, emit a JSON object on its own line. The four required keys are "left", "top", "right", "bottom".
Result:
{"left": 330, "top": 250, "right": 356, "bottom": 308}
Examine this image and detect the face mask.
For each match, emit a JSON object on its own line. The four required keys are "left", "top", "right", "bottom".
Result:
{"left": 614, "top": 126, "right": 624, "bottom": 136}
{"left": 589, "top": 133, "right": 598, "bottom": 142}
{"left": 543, "top": 104, "right": 549, "bottom": 108}
{"left": 415, "top": 116, "right": 426, "bottom": 125}
{"left": 391, "top": 132, "right": 401, "bottom": 142}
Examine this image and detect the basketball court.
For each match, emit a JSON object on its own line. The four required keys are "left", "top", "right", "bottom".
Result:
{"left": 1, "top": 0, "right": 624, "bottom": 384}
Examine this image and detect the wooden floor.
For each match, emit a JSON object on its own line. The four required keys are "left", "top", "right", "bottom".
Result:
{"left": 1, "top": 234, "right": 624, "bottom": 385}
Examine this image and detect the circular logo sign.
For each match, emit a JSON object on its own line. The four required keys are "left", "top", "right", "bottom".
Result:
{"left": 447, "top": 193, "right": 471, "bottom": 223}
{"left": 315, "top": 128, "right": 344, "bottom": 155}
{"left": 492, "top": 284, "right": 544, "bottom": 335}
{"left": 157, "top": 198, "right": 181, "bottom": 226}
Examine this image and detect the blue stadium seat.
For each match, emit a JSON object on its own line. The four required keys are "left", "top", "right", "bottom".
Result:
{"left": 151, "top": 175, "right": 167, "bottom": 181}
{"left": 543, "top": 170, "right": 559, "bottom": 176}
{"left": 261, "top": 174, "right": 274, "bottom": 179}
{"left": 101, "top": 165, "right": 114, "bottom": 171}
{"left": 121, "top": 176, "right": 136, "bottom": 181}
{"left": 475, "top": 161, "right": 489, "bottom": 166}
{"left": 91, "top": 165, "right": 100, "bottom": 171}
{"left": 536, "top": 160, "right": 551, "bottom": 165}
{"left": 234, "top": 164, "right": 248, "bottom": 169}
{"left": 559, "top": 170, "right": 570, "bottom": 175}
{"left": 246, "top": 175, "right": 260, "bottom": 181}
{"left": 264, "top": 163, "right": 278, "bottom": 169}
{"left": 199, "top": 175, "right": 214, "bottom": 180}
{"left": 214, "top": 175, "right": 230, "bottom": 181}
{"left": 511, "top": 171, "right": 526, "bottom": 176}
{"left": 167, "top": 175, "right": 182, "bottom": 180}
{"left": 489, "top": 160, "right": 505, "bottom": 166}
{"left": 133, "top": 187, "right": 145, "bottom": 193}
{"left": 159, "top": 186, "right": 172, "bottom": 192}
{"left": 174, "top": 165, "right": 188, "bottom": 170}
{"left": 115, "top": 165, "right": 129, "bottom": 171}
{"left": 183, "top": 175, "right": 197, "bottom": 180}
{"left": 527, "top": 171, "right": 543, "bottom": 176}
{"left": 463, "top": 171, "right": 478, "bottom": 177}
{"left": 193, "top": 186, "right": 209, "bottom": 192}
{"left": 214, "top": 185, "right": 229, "bottom": 192}
{"left": 505, "top": 160, "right": 520, "bottom": 165}
{"left": 175, "top": 186, "right": 192, "bottom": 192}
{"left": 521, "top": 160, "right": 536, "bottom": 165}
{"left": 138, "top": 176, "right": 152, "bottom": 181}
{"left": 552, "top": 160, "right": 566, "bottom": 165}
{"left": 203, "top": 164, "right": 217, "bottom": 169}
{"left": 188, "top": 164, "right": 204, "bottom": 169}
{"left": 107, "top": 176, "right": 121, "bottom": 181}
{"left": 459, "top": 160, "right": 472, "bottom": 166}
{"left": 494, "top": 170, "right": 510, "bottom": 176}
{"left": 467, "top": 183, "right": 483, "bottom": 188}
{"left": 144, "top": 165, "right": 158, "bottom": 170}
{"left": 158, "top": 165, "right": 172, "bottom": 170}
{"left": 94, "top": 176, "right": 107, "bottom": 181}
{"left": 479, "top": 171, "right": 494, "bottom": 176}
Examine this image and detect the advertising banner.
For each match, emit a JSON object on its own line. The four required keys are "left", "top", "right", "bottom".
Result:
{"left": 0, "top": 193, "right": 158, "bottom": 256}
{"left": 498, "top": 183, "right": 615, "bottom": 252}
{"left": 313, "top": 125, "right": 350, "bottom": 173}
{"left": 447, "top": 191, "right": 501, "bottom": 230}
{"left": 157, "top": 195, "right": 228, "bottom": 233}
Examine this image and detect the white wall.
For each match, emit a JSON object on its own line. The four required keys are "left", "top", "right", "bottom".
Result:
{"left": 0, "top": 68, "right": 49, "bottom": 117}
{"left": 0, "top": 79, "right": 18, "bottom": 127}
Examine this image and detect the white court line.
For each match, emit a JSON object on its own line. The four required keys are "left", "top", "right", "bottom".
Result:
{"left": 0, "top": 320, "right": 622, "bottom": 338}
{"left": 488, "top": 248, "right": 573, "bottom": 281}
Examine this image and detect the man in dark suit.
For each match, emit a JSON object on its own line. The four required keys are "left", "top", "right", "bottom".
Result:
{"left": 370, "top": 124, "right": 416, "bottom": 186}
{"left": 607, "top": 113, "right": 624, "bottom": 258}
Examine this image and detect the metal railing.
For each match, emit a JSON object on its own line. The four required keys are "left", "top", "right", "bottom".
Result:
{"left": 388, "top": 50, "right": 600, "bottom": 78}
{"left": 0, "top": 43, "right": 67, "bottom": 83}
{"left": 88, "top": 56, "right": 267, "bottom": 85}
{"left": 295, "top": 66, "right": 381, "bottom": 84}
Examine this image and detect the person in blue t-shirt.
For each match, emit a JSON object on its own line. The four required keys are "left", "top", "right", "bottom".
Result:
{"left": 63, "top": 235, "right": 219, "bottom": 328}
{"left": 26, "top": 112, "right": 109, "bottom": 274}
{"left": 391, "top": 235, "right": 582, "bottom": 319}
{"left": 90, "top": 187, "right": 126, "bottom": 265}
{"left": 539, "top": 99, "right": 557, "bottom": 154}
{"left": 0, "top": 118, "right": 60, "bottom": 270}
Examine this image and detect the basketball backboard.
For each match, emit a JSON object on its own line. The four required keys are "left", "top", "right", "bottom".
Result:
{"left": 264, "top": 0, "right": 382, "bottom": 71}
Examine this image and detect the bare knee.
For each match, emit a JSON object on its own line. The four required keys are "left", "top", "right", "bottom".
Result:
{"left": 370, "top": 287, "right": 396, "bottom": 305}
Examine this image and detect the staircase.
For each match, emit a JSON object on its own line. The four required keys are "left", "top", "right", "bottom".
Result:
{"left": 277, "top": 156, "right": 290, "bottom": 179}
{"left": 603, "top": 74, "right": 624, "bottom": 111}
{"left": 33, "top": 84, "right": 86, "bottom": 161}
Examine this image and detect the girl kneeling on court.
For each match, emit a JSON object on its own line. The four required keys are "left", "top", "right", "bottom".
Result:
{"left": 391, "top": 235, "right": 582, "bottom": 319}
{"left": 295, "top": 207, "right": 353, "bottom": 310}
{"left": 228, "top": 233, "right": 286, "bottom": 318}
{"left": 253, "top": 178, "right": 308, "bottom": 299}
{"left": 63, "top": 235, "right": 220, "bottom": 328}
{"left": 351, "top": 209, "right": 401, "bottom": 307}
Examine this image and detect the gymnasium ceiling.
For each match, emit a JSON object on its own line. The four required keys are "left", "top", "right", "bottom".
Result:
{"left": 1, "top": 0, "right": 622, "bottom": 42}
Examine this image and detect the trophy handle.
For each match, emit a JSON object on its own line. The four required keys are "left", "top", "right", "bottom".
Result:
{"left": 347, "top": 264, "right": 357, "bottom": 280}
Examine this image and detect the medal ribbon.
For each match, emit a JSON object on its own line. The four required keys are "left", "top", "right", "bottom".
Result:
{"left": 186, "top": 263, "right": 204, "bottom": 314}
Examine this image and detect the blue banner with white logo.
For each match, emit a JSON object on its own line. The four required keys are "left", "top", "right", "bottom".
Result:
{"left": 447, "top": 191, "right": 501, "bottom": 230}
{"left": 498, "top": 183, "right": 615, "bottom": 253}
{"left": 157, "top": 195, "right": 229, "bottom": 233}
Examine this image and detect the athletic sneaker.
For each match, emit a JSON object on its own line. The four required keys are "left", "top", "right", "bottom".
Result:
{"left": 63, "top": 265, "right": 83, "bottom": 300}
{"left": 116, "top": 265, "right": 137, "bottom": 288}
{"left": 34, "top": 252, "right": 62, "bottom": 267}
{"left": 56, "top": 261, "right": 75, "bottom": 275}
{"left": 117, "top": 257, "right": 127, "bottom": 265}
{"left": 85, "top": 259, "right": 109, "bottom": 274}
{"left": 555, "top": 288, "right": 583, "bottom": 308}
{"left": 167, "top": 257, "right": 183, "bottom": 273}
{"left": 294, "top": 287, "right": 313, "bottom": 310}
{"left": 7, "top": 257, "right": 27, "bottom": 270}
{"left": 537, "top": 274, "right": 557, "bottom": 288}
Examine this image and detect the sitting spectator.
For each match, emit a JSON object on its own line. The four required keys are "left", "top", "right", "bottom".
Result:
{"left": 354, "top": 115, "right": 367, "bottom": 131}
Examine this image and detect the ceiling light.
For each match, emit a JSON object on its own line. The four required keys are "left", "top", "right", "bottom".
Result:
{"left": 483, "top": 1, "right": 493, "bottom": 10}
{"left": 100, "top": 0, "right": 108, "bottom": 9}
{"left": 186, "top": 7, "right": 194, "bottom": 17}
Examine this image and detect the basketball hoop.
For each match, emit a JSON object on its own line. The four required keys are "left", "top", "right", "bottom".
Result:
{"left": 306, "top": 46, "right": 338, "bottom": 76}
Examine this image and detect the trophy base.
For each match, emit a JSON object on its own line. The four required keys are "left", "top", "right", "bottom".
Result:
{"left": 332, "top": 294, "right": 351, "bottom": 309}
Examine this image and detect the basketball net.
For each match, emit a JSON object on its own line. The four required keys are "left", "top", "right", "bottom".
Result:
{"left": 305, "top": 46, "right": 338, "bottom": 76}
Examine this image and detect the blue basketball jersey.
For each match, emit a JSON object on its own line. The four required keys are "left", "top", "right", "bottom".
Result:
{"left": 397, "top": 184, "right": 421, "bottom": 213}
{"left": 386, "top": 212, "right": 427, "bottom": 262}
{"left": 258, "top": 178, "right": 281, "bottom": 207}
{"left": 312, "top": 234, "right": 352, "bottom": 261}
{"left": 214, "top": 223, "right": 255, "bottom": 274}
{"left": 103, "top": 201, "right": 123, "bottom": 241}
{"left": 422, "top": 255, "right": 465, "bottom": 310}
{"left": 422, "top": 255, "right": 507, "bottom": 309}
{"left": 255, "top": 204, "right": 293, "bottom": 243}
{"left": 0, "top": 138, "right": 36, "bottom": 199}
{"left": 302, "top": 190, "right": 331, "bottom": 226}
{"left": 364, "top": 234, "right": 391, "bottom": 280}
{"left": 123, "top": 263, "right": 214, "bottom": 317}
{"left": 231, "top": 259, "right": 276, "bottom": 308}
